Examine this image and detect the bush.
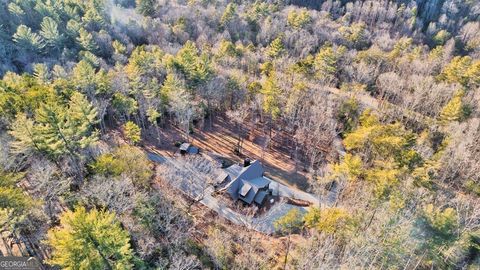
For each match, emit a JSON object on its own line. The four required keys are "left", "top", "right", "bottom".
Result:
{"left": 90, "top": 145, "right": 153, "bottom": 187}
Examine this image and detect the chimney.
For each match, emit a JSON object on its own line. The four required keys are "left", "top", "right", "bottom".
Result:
{"left": 243, "top": 158, "right": 251, "bottom": 167}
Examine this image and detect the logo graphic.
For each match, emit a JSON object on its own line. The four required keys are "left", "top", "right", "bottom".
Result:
{"left": 0, "top": 257, "right": 40, "bottom": 270}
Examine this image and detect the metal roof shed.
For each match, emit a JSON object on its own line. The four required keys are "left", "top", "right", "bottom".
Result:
{"left": 179, "top": 143, "right": 190, "bottom": 151}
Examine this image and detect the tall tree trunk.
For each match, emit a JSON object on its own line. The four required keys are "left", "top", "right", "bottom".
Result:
{"left": 283, "top": 234, "right": 291, "bottom": 270}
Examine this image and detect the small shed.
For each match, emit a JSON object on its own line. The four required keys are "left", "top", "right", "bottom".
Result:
{"left": 179, "top": 143, "right": 199, "bottom": 155}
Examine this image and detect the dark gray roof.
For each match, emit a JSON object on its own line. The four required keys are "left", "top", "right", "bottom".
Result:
{"left": 254, "top": 190, "right": 267, "bottom": 205}
{"left": 225, "top": 164, "right": 242, "bottom": 179}
{"left": 227, "top": 176, "right": 242, "bottom": 200}
{"left": 236, "top": 160, "right": 264, "bottom": 182}
{"left": 249, "top": 177, "right": 270, "bottom": 189}
{"left": 225, "top": 160, "right": 271, "bottom": 205}
{"left": 239, "top": 181, "right": 259, "bottom": 204}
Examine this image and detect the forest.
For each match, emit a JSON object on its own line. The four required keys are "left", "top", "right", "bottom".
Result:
{"left": 0, "top": 0, "right": 479, "bottom": 269}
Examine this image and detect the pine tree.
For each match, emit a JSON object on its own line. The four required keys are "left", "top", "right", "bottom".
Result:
{"left": 0, "top": 170, "right": 32, "bottom": 215}
{"left": 112, "top": 93, "right": 138, "bottom": 119}
{"left": 136, "top": 0, "right": 156, "bottom": 16}
{"left": 7, "top": 2, "right": 24, "bottom": 17}
{"left": 28, "top": 93, "right": 98, "bottom": 158}
{"left": 274, "top": 208, "right": 304, "bottom": 269}
{"left": 123, "top": 121, "right": 141, "bottom": 144}
{"left": 47, "top": 206, "right": 134, "bottom": 269}
{"left": 220, "top": 3, "right": 237, "bottom": 26}
{"left": 32, "top": 63, "right": 50, "bottom": 84}
{"left": 339, "top": 22, "right": 368, "bottom": 49}
{"left": 40, "top": 17, "right": 62, "bottom": 49}
{"left": 266, "top": 37, "right": 284, "bottom": 58}
{"left": 77, "top": 28, "right": 98, "bottom": 52}
{"left": 433, "top": 30, "right": 450, "bottom": 46}
{"left": 466, "top": 60, "right": 480, "bottom": 88}
{"left": 82, "top": 7, "right": 106, "bottom": 30}
{"left": 9, "top": 113, "right": 41, "bottom": 155}
{"left": 304, "top": 207, "right": 354, "bottom": 236}
{"left": 113, "top": 40, "right": 127, "bottom": 55}
{"left": 172, "top": 41, "right": 212, "bottom": 87}
{"left": 146, "top": 107, "right": 160, "bottom": 125}
{"left": 72, "top": 60, "right": 96, "bottom": 95}
{"left": 287, "top": 9, "right": 311, "bottom": 29}
{"left": 13, "top": 25, "right": 44, "bottom": 52}
{"left": 218, "top": 40, "right": 238, "bottom": 58}
{"left": 441, "top": 56, "right": 472, "bottom": 86}
{"left": 439, "top": 91, "right": 465, "bottom": 124}
{"left": 332, "top": 153, "right": 364, "bottom": 182}
{"left": 261, "top": 72, "right": 282, "bottom": 119}
{"left": 0, "top": 170, "right": 34, "bottom": 234}
{"left": 314, "top": 45, "right": 339, "bottom": 82}
{"left": 67, "top": 92, "right": 99, "bottom": 148}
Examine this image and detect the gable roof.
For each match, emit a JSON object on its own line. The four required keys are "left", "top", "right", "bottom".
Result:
{"left": 239, "top": 182, "right": 252, "bottom": 197}
{"left": 239, "top": 180, "right": 259, "bottom": 204}
{"left": 236, "top": 160, "right": 264, "bottom": 181}
{"left": 225, "top": 160, "right": 271, "bottom": 205}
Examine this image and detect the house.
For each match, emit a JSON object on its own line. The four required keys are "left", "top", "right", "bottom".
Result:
{"left": 179, "top": 143, "right": 199, "bottom": 155}
{"left": 225, "top": 160, "right": 271, "bottom": 206}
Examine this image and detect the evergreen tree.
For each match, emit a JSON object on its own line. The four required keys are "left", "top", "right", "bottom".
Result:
{"left": 339, "top": 22, "right": 369, "bottom": 49}
{"left": 68, "top": 92, "right": 99, "bottom": 138}
{"left": 112, "top": 93, "right": 138, "bottom": 119}
{"left": 314, "top": 45, "right": 340, "bottom": 82}
{"left": 439, "top": 91, "right": 465, "bottom": 124}
{"left": 432, "top": 30, "right": 450, "bottom": 46}
{"left": 72, "top": 60, "right": 97, "bottom": 96}
{"left": 136, "top": 0, "right": 156, "bottom": 16}
{"left": 441, "top": 56, "right": 472, "bottom": 86}
{"left": 33, "top": 63, "right": 50, "bottom": 84}
{"left": 40, "top": 17, "right": 62, "bottom": 49}
{"left": 13, "top": 25, "right": 44, "bottom": 52}
{"left": 10, "top": 93, "right": 98, "bottom": 159}
{"left": 332, "top": 153, "right": 364, "bottom": 182}
{"left": 9, "top": 113, "right": 41, "bottom": 155}
{"left": 287, "top": 9, "right": 311, "bottom": 29}
{"left": 275, "top": 208, "right": 304, "bottom": 269}
{"left": 160, "top": 73, "right": 182, "bottom": 102}
{"left": 174, "top": 41, "right": 212, "bottom": 86}
{"left": 77, "top": 28, "right": 98, "bottom": 52}
{"left": 123, "top": 121, "right": 141, "bottom": 144}
{"left": 261, "top": 72, "right": 282, "bottom": 119}
{"left": 304, "top": 207, "right": 355, "bottom": 239}
{"left": 0, "top": 170, "right": 36, "bottom": 235}
{"left": 266, "top": 37, "right": 284, "bottom": 59}
{"left": 47, "top": 206, "right": 134, "bottom": 269}
{"left": 0, "top": 170, "right": 32, "bottom": 215}
{"left": 113, "top": 40, "right": 127, "bottom": 55}
{"left": 220, "top": 3, "right": 237, "bottom": 26}
{"left": 146, "top": 107, "right": 160, "bottom": 125}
